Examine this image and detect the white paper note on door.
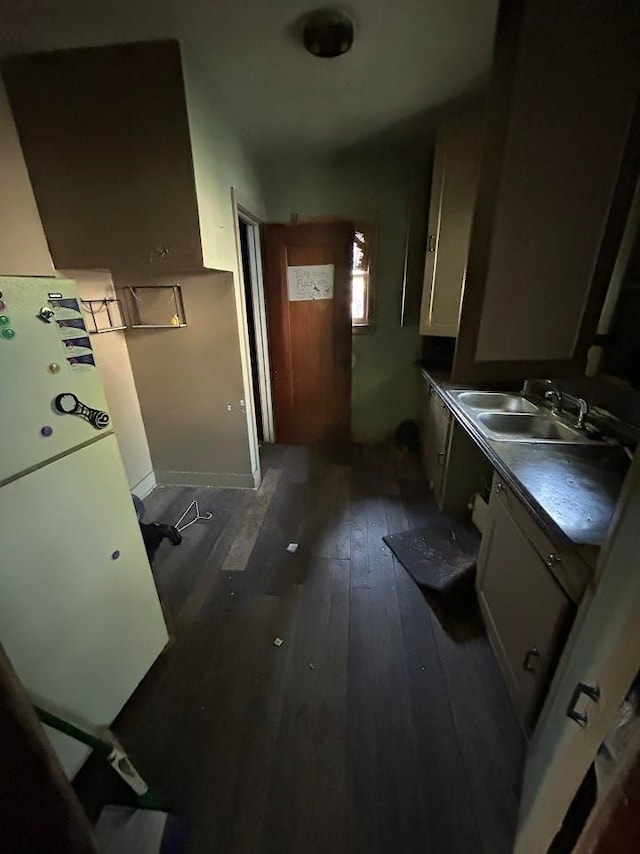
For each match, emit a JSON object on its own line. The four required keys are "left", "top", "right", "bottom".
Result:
{"left": 287, "top": 264, "right": 334, "bottom": 301}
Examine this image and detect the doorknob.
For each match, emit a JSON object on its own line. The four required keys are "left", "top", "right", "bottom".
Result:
{"left": 567, "top": 682, "right": 600, "bottom": 728}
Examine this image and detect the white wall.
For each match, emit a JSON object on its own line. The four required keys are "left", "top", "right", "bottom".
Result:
{"left": 0, "top": 78, "right": 54, "bottom": 276}
{"left": 60, "top": 270, "right": 155, "bottom": 496}
{"left": 117, "top": 270, "right": 255, "bottom": 487}
{"left": 261, "top": 150, "right": 422, "bottom": 441}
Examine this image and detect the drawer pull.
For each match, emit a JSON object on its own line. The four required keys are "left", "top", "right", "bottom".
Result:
{"left": 437, "top": 451, "right": 446, "bottom": 465}
{"left": 567, "top": 682, "right": 600, "bottom": 728}
{"left": 495, "top": 482, "right": 504, "bottom": 493}
{"left": 523, "top": 647, "right": 540, "bottom": 674}
{"left": 545, "top": 553, "right": 560, "bottom": 569}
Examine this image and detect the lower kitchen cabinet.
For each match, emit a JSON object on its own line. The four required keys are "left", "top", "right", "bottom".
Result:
{"left": 477, "top": 476, "right": 571, "bottom": 729}
{"left": 420, "top": 380, "right": 493, "bottom": 513}
{"left": 420, "top": 381, "right": 452, "bottom": 504}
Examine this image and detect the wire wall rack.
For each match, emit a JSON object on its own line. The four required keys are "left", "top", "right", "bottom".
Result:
{"left": 121, "top": 284, "right": 187, "bottom": 329}
{"left": 80, "top": 297, "right": 128, "bottom": 334}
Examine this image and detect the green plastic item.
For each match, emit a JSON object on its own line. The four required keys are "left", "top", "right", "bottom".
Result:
{"left": 34, "top": 705, "right": 165, "bottom": 810}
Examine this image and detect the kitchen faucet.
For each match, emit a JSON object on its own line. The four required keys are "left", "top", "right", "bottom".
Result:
{"left": 544, "top": 385, "right": 563, "bottom": 415}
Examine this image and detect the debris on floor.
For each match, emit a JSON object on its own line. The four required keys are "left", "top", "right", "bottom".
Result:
{"left": 273, "top": 637, "right": 284, "bottom": 647}
{"left": 287, "top": 542, "right": 299, "bottom": 553}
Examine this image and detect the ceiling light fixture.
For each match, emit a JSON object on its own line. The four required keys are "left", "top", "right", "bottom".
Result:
{"left": 302, "top": 9, "right": 355, "bottom": 59}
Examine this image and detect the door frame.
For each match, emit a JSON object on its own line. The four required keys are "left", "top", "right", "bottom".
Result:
{"left": 231, "top": 189, "right": 275, "bottom": 448}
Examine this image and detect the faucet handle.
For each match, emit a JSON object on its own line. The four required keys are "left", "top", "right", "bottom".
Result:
{"left": 576, "top": 398, "right": 589, "bottom": 429}
{"left": 544, "top": 386, "right": 563, "bottom": 415}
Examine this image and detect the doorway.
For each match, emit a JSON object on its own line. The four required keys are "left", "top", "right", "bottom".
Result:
{"left": 236, "top": 209, "right": 275, "bottom": 445}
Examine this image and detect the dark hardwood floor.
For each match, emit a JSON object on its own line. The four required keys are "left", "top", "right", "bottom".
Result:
{"left": 74, "top": 444, "right": 526, "bottom": 853}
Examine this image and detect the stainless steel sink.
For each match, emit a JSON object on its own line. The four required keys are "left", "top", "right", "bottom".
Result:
{"left": 446, "top": 387, "right": 602, "bottom": 444}
{"left": 456, "top": 391, "right": 538, "bottom": 413}
{"left": 477, "top": 412, "right": 592, "bottom": 443}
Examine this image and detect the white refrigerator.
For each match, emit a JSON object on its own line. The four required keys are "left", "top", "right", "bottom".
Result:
{"left": 0, "top": 276, "right": 168, "bottom": 775}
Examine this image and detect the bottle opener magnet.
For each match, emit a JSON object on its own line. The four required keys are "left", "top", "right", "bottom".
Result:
{"left": 54, "top": 393, "right": 110, "bottom": 430}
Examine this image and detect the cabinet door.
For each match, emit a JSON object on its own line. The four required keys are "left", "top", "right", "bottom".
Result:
{"left": 420, "top": 384, "right": 451, "bottom": 499}
{"left": 421, "top": 383, "right": 441, "bottom": 487}
{"left": 420, "top": 102, "right": 484, "bottom": 337}
{"left": 430, "top": 396, "right": 452, "bottom": 503}
{"left": 453, "top": 0, "right": 640, "bottom": 382}
{"left": 419, "top": 137, "right": 446, "bottom": 334}
{"left": 4, "top": 41, "right": 203, "bottom": 273}
{"left": 477, "top": 479, "right": 570, "bottom": 726}
{"left": 420, "top": 383, "right": 437, "bottom": 483}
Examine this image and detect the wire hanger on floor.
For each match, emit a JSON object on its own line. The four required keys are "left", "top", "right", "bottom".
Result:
{"left": 174, "top": 499, "right": 213, "bottom": 533}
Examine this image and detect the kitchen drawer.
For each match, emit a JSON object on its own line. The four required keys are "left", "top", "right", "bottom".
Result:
{"left": 488, "top": 474, "right": 591, "bottom": 604}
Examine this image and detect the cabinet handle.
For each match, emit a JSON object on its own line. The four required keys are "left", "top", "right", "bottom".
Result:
{"left": 495, "top": 482, "right": 504, "bottom": 493}
{"left": 545, "top": 553, "right": 560, "bottom": 569}
{"left": 437, "top": 451, "right": 446, "bottom": 465}
{"left": 567, "top": 682, "right": 600, "bottom": 728}
{"left": 522, "top": 647, "right": 540, "bottom": 675}
{"left": 428, "top": 234, "right": 437, "bottom": 253}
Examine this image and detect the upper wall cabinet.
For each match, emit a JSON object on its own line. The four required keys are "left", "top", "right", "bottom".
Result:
{"left": 419, "top": 101, "right": 484, "bottom": 337}
{"left": 0, "top": 80, "right": 54, "bottom": 277}
{"left": 453, "top": 0, "right": 640, "bottom": 383}
{"left": 3, "top": 41, "right": 211, "bottom": 274}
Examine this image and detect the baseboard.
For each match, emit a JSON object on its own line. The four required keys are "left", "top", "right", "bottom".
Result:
{"left": 131, "top": 470, "right": 157, "bottom": 498}
{"left": 156, "top": 470, "right": 257, "bottom": 489}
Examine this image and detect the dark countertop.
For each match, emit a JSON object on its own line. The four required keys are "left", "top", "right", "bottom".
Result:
{"left": 420, "top": 367, "right": 628, "bottom": 551}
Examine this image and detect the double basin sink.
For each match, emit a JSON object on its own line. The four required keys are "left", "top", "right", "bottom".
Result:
{"left": 449, "top": 391, "right": 598, "bottom": 445}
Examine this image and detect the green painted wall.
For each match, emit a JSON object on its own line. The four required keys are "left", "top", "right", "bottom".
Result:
{"left": 261, "top": 151, "right": 422, "bottom": 442}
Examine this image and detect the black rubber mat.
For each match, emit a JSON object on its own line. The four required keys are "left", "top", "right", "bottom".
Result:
{"left": 384, "top": 518, "right": 479, "bottom": 592}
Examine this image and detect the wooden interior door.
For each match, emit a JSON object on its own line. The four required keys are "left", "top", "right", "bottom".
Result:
{"left": 262, "top": 222, "right": 353, "bottom": 444}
